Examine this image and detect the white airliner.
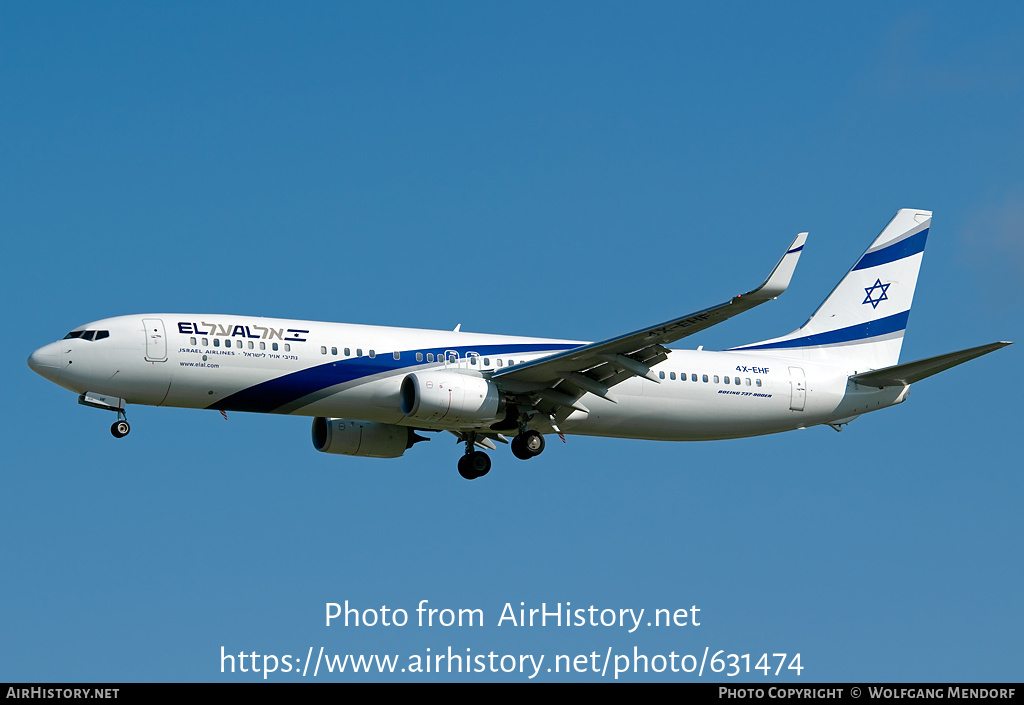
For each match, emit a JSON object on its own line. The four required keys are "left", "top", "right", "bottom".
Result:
{"left": 28, "top": 209, "right": 1010, "bottom": 479}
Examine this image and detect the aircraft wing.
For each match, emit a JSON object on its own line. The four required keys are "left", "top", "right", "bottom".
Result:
{"left": 492, "top": 232, "right": 808, "bottom": 416}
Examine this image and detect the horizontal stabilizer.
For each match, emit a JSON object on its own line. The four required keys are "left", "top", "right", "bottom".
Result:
{"left": 849, "top": 341, "right": 1012, "bottom": 388}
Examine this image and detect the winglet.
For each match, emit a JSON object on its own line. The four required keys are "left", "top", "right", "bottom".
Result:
{"left": 746, "top": 232, "right": 808, "bottom": 301}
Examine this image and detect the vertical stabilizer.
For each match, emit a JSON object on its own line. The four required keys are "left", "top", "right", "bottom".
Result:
{"left": 730, "top": 209, "right": 931, "bottom": 371}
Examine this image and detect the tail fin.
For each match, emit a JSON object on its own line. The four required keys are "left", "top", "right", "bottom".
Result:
{"left": 731, "top": 208, "right": 931, "bottom": 371}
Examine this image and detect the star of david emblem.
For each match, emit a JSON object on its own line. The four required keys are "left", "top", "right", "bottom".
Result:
{"left": 863, "top": 278, "right": 890, "bottom": 309}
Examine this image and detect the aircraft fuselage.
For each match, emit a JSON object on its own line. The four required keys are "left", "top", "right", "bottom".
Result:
{"left": 29, "top": 313, "right": 901, "bottom": 442}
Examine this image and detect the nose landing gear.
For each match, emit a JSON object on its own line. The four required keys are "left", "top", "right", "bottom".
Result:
{"left": 78, "top": 393, "right": 131, "bottom": 438}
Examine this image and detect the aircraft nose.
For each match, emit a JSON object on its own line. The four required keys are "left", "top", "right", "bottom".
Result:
{"left": 28, "top": 342, "right": 62, "bottom": 380}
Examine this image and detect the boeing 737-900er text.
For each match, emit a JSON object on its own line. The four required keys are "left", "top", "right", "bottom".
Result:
{"left": 28, "top": 209, "right": 1011, "bottom": 479}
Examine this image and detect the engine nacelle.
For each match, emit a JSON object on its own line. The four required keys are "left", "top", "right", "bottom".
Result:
{"left": 400, "top": 371, "right": 503, "bottom": 425}
{"left": 311, "top": 417, "right": 422, "bottom": 458}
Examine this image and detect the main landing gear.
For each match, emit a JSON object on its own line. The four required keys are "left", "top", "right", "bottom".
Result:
{"left": 511, "top": 430, "right": 545, "bottom": 460}
{"left": 456, "top": 429, "right": 547, "bottom": 480}
{"left": 457, "top": 450, "right": 491, "bottom": 480}
{"left": 111, "top": 418, "right": 131, "bottom": 438}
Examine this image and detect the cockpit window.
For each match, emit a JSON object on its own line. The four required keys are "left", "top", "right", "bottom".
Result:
{"left": 62, "top": 329, "right": 110, "bottom": 341}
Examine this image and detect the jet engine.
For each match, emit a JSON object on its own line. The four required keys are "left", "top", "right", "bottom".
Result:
{"left": 400, "top": 371, "right": 503, "bottom": 425}
{"left": 311, "top": 417, "right": 426, "bottom": 458}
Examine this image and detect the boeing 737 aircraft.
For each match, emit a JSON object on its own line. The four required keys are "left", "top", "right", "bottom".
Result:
{"left": 28, "top": 209, "right": 1010, "bottom": 479}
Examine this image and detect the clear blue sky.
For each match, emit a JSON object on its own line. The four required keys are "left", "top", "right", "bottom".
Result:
{"left": 3, "top": 1, "right": 1021, "bottom": 682}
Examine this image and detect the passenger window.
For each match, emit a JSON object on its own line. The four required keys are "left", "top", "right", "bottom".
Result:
{"left": 191, "top": 337, "right": 197, "bottom": 345}
{"left": 427, "top": 353, "right": 434, "bottom": 362}
{"left": 203, "top": 338, "right": 209, "bottom": 347}
{"left": 321, "top": 346, "right": 327, "bottom": 354}
{"left": 237, "top": 340, "right": 243, "bottom": 348}
{"left": 356, "top": 349, "right": 362, "bottom": 356}
{"left": 272, "top": 343, "right": 279, "bottom": 351}
{"left": 369, "top": 350, "right": 375, "bottom": 358}
{"left": 258, "top": 342, "right": 264, "bottom": 350}
{"left": 483, "top": 358, "right": 490, "bottom": 366}
{"left": 714, "top": 375, "right": 720, "bottom": 383}
{"left": 393, "top": 351, "right": 400, "bottom": 360}
{"left": 756, "top": 379, "right": 762, "bottom": 387}
{"left": 659, "top": 371, "right": 665, "bottom": 379}
{"left": 344, "top": 348, "right": 350, "bottom": 356}
{"left": 735, "top": 377, "right": 741, "bottom": 385}
{"left": 284, "top": 344, "right": 290, "bottom": 352}
{"left": 702, "top": 374, "right": 708, "bottom": 382}
{"left": 669, "top": 372, "right": 676, "bottom": 380}
{"left": 214, "top": 339, "right": 220, "bottom": 347}
{"left": 416, "top": 352, "right": 423, "bottom": 362}
{"left": 470, "top": 357, "right": 477, "bottom": 366}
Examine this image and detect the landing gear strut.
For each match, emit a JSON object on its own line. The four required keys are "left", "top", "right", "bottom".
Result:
{"left": 511, "top": 430, "right": 545, "bottom": 460}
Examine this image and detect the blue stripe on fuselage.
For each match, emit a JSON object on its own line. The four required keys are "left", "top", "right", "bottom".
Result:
{"left": 207, "top": 342, "right": 569, "bottom": 413}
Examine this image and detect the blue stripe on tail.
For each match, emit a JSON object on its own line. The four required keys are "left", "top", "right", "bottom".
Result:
{"left": 852, "top": 229, "right": 928, "bottom": 271}
{"left": 733, "top": 310, "right": 910, "bottom": 351}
